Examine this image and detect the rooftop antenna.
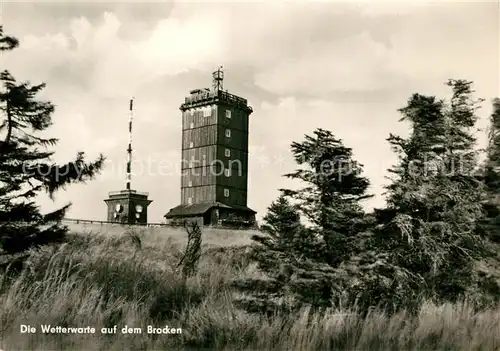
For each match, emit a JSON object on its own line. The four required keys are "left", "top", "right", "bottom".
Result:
{"left": 212, "top": 66, "right": 224, "bottom": 92}
{"left": 126, "top": 97, "right": 134, "bottom": 190}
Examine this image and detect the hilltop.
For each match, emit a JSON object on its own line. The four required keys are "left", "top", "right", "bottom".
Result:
{"left": 1, "top": 227, "right": 499, "bottom": 350}
{"left": 63, "top": 221, "right": 258, "bottom": 249}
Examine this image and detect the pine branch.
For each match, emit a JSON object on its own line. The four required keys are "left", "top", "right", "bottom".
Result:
{"left": 0, "top": 28, "right": 105, "bottom": 254}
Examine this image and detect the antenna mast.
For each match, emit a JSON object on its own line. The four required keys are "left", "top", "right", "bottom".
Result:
{"left": 212, "top": 66, "right": 224, "bottom": 92}
{"left": 126, "top": 98, "right": 134, "bottom": 190}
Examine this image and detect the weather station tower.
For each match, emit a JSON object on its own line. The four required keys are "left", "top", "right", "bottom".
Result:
{"left": 164, "top": 67, "right": 257, "bottom": 227}
{"left": 104, "top": 99, "right": 152, "bottom": 224}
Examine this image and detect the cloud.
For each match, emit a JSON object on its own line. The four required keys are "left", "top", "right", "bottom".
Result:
{"left": 254, "top": 31, "right": 404, "bottom": 98}
{"left": 0, "top": 2, "right": 498, "bottom": 222}
{"left": 3, "top": 10, "right": 227, "bottom": 96}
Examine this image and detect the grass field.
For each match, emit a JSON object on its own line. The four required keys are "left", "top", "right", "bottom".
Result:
{"left": 63, "top": 221, "right": 258, "bottom": 248}
{"left": 1, "top": 225, "right": 500, "bottom": 350}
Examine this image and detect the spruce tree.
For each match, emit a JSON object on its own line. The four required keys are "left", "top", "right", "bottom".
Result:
{"left": 250, "top": 193, "right": 318, "bottom": 279}
{"left": 0, "top": 27, "right": 104, "bottom": 254}
{"left": 481, "top": 98, "right": 500, "bottom": 242}
{"left": 281, "top": 128, "right": 372, "bottom": 266}
{"left": 253, "top": 193, "right": 305, "bottom": 252}
{"left": 237, "top": 129, "right": 373, "bottom": 311}
{"left": 234, "top": 193, "right": 309, "bottom": 314}
{"left": 373, "top": 80, "right": 488, "bottom": 307}
{"left": 276, "top": 129, "right": 373, "bottom": 307}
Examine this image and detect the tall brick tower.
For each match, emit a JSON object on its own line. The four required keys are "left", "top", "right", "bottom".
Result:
{"left": 164, "top": 68, "right": 256, "bottom": 226}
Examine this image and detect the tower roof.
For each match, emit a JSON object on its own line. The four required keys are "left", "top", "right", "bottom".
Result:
{"left": 104, "top": 189, "right": 152, "bottom": 203}
{"left": 164, "top": 202, "right": 256, "bottom": 218}
{"left": 180, "top": 89, "right": 252, "bottom": 113}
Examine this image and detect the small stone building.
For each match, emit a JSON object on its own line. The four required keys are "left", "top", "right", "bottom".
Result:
{"left": 104, "top": 189, "right": 152, "bottom": 224}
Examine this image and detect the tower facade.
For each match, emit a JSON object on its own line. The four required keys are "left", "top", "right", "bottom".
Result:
{"left": 164, "top": 68, "right": 256, "bottom": 226}
{"left": 104, "top": 190, "right": 152, "bottom": 224}
{"left": 104, "top": 98, "right": 153, "bottom": 224}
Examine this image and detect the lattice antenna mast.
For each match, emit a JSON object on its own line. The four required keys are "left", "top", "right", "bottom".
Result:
{"left": 126, "top": 98, "right": 134, "bottom": 190}
{"left": 212, "top": 66, "right": 224, "bottom": 92}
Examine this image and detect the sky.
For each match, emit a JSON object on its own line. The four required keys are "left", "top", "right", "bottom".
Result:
{"left": 0, "top": 1, "right": 498, "bottom": 223}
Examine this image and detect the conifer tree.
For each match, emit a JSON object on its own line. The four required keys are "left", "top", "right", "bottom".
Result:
{"left": 238, "top": 129, "right": 373, "bottom": 311}
{"left": 253, "top": 194, "right": 304, "bottom": 251}
{"left": 481, "top": 98, "right": 500, "bottom": 242}
{"left": 233, "top": 193, "right": 308, "bottom": 314}
{"left": 250, "top": 193, "right": 314, "bottom": 276}
{"left": 0, "top": 26, "right": 104, "bottom": 254}
{"left": 373, "top": 80, "right": 488, "bottom": 306}
{"left": 485, "top": 98, "right": 500, "bottom": 189}
{"left": 281, "top": 128, "right": 372, "bottom": 266}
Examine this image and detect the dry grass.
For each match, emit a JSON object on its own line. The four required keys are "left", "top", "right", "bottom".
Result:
{"left": 64, "top": 222, "right": 257, "bottom": 248}
{"left": 0, "top": 228, "right": 499, "bottom": 350}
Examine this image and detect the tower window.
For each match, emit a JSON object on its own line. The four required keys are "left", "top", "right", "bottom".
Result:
{"left": 190, "top": 122, "right": 194, "bottom": 129}
{"left": 189, "top": 141, "right": 194, "bottom": 148}
{"left": 225, "top": 110, "right": 231, "bottom": 119}
{"left": 225, "top": 129, "right": 231, "bottom": 138}
{"left": 224, "top": 188, "right": 229, "bottom": 197}
{"left": 224, "top": 168, "right": 231, "bottom": 177}
{"left": 188, "top": 180, "right": 192, "bottom": 187}
{"left": 225, "top": 148, "right": 230, "bottom": 157}
{"left": 188, "top": 197, "right": 193, "bottom": 204}
{"left": 203, "top": 107, "right": 211, "bottom": 117}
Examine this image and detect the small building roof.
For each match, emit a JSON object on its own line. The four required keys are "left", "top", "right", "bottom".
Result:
{"left": 164, "top": 202, "right": 256, "bottom": 218}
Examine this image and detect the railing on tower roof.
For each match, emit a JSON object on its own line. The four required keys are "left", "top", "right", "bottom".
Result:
{"left": 107, "top": 190, "right": 149, "bottom": 197}
{"left": 180, "top": 89, "right": 249, "bottom": 110}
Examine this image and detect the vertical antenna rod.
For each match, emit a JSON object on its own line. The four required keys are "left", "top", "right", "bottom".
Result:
{"left": 212, "top": 66, "right": 224, "bottom": 92}
{"left": 126, "top": 98, "right": 134, "bottom": 190}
